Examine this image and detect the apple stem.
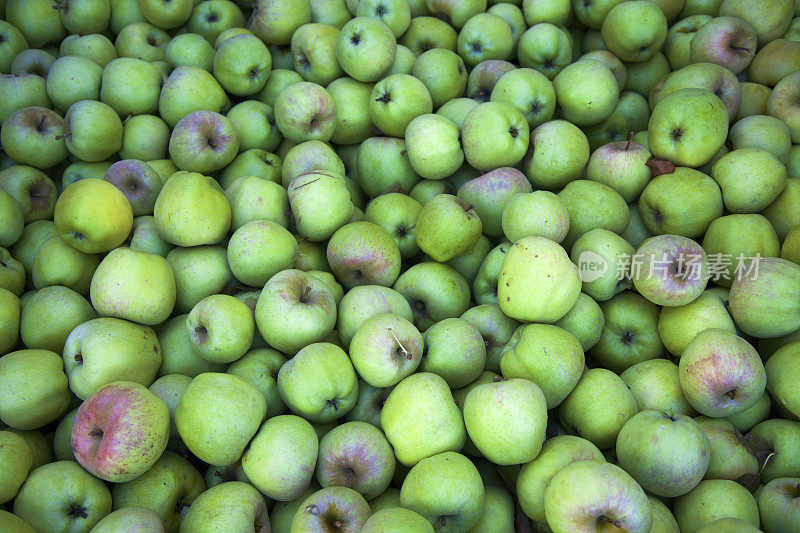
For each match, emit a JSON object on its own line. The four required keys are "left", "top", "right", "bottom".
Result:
{"left": 624, "top": 131, "right": 633, "bottom": 151}
{"left": 300, "top": 285, "right": 312, "bottom": 303}
{"left": 387, "top": 328, "right": 412, "bottom": 360}
{"left": 757, "top": 452, "right": 776, "bottom": 478}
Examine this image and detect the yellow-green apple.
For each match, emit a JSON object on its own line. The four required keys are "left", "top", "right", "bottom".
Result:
{"left": 180, "top": 481, "right": 269, "bottom": 532}
{"left": 553, "top": 292, "right": 606, "bottom": 352}
{"left": 750, "top": 39, "right": 800, "bottom": 87}
{"left": 290, "top": 23, "right": 342, "bottom": 86}
{"left": 327, "top": 76, "right": 372, "bottom": 144}
{"left": 657, "top": 290, "right": 736, "bottom": 356}
{"left": 288, "top": 170, "right": 353, "bottom": 241}
{"left": 227, "top": 220, "right": 296, "bottom": 287}
{"left": 186, "top": 294, "right": 254, "bottom": 364}
{"left": 572, "top": 228, "right": 634, "bottom": 301}
{"left": 0, "top": 75, "right": 50, "bottom": 124}
{"left": 255, "top": 269, "right": 337, "bottom": 354}
{"left": 657, "top": 63, "right": 741, "bottom": 121}
{"left": 411, "top": 48, "right": 467, "bottom": 108}
{"left": 227, "top": 348, "right": 287, "bottom": 417}
{"left": 517, "top": 23, "right": 572, "bottom": 80}
{"left": 13, "top": 461, "right": 111, "bottom": 532}
{"left": 176, "top": 373, "right": 267, "bottom": 466}
{"left": 290, "top": 486, "right": 371, "bottom": 532}
{"left": 168, "top": 110, "right": 240, "bottom": 174}
{"left": 749, "top": 419, "right": 800, "bottom": 482}
{"left": 370, "top": 73, "right": 432, "bottom": 138}
{"left": 0, "top": 349, "right": 70, "bottom": 429}
{"left": 457, "top": 167, "right": 531, "bottom": 238}
{"left": 148, "top": 373, "right": 192, "bottom": 439}
{"left": 165, "top": 33, "right": 214, "bottom": 71}
{"left": 90, "top": 507, "right": 165, "bottom": 533}
{"left": 0, "top": 430, "right": 33, "bottom": 505}
{"left": 356, "top": 137, "right": 419, "bottom": 197}
{"left": 729, "top": 115, "right": 791, "bottom": 163}
{"left": 110, "top": 451, "right": 203, "bottom": 531}
{"left": 0, "top": 165, "right": 57, "bottom": 223}
{"left": 689, "top": 16, "right": 757, "bottom": 74}
{"left": 490, "top": 67, "right": 555, "bottom": 129}
{"left": 248, "top": 0, "right": 312, "bottom": 45}
{"left": 120, "top": 114, "right": 169, "bottom": 161}
{"left": 393, "top": 261, "right": 471, "bottom": 331}
{"left": 500, "top": 323, "right": 584, "bottom": 408}
{"left": 154, "top": 171, "right": 231, "bottom": 247}
{"left": 719, "top": 0, "right": 793, "bottom": 46}
{"left": 0, "top": 288, "right": 20, "bottom": 355}
{"left": 166, "top": 245, "right": 232, "bottom": 313}
{"left": 90, "top": 247, "right": 176, "bottom": 326}
{"left": 277, "top": 342, "right": 357, "bottom": 422}
{"left": 114, "top": 22, "right": 170, "bottom": 62}
{"left": 44, "top": 55, "right": 102, "bottom": 112}
{"left": 621, "top": 358, "right": 696, "bottom": 416}
{"left": 187, "top": 1, "right": 247, "bottom": 44}
{"left": 327, "top": 221, "right": 401, "bottom": 288}
{"left": 419, "top": 317, "right": 485, "bottom": 388}
{"left": 225, "top": 176, "right": 288, "bottom": 231}
{"left": 695, "top": 417, "right": 759, "bottom": 481}
{"left": 544, "top": 460, "right": 652, "bottom": 532}
{"left": 62, "top": 100, "right": 123, "bottom": 162}
{"left": 349, "top": 313, "right": 423, "bottom": 387}
{"left": 102, "top": 159, "right": 162, "bottom": 217}
{"left": 380, "top": 372, "right": 466, "bottom": 466}
{"left": 553, "top": 59, "right": 619, "bottom": 126}
{"left": 337, "top": 284, "right": 413, "bottom": 347}
{"left": 585, "top": 139, "right": 652, "bottom": 203}
{"left": 20, "top": 284, "right": 95, "bottom": 352}
{"left": 702, "top": 214, "right": 780, "bottom": 287}
{"left": 560, "top": 368, "right": 639, "bottom": 449}
{"left": 71, "top": 381, "right": 169, "bottom": 482}
{"left": 363, "top": 193, "right": 422, "bottom": 258}
{"left": 765, "top": 341, "right": 800, "bottom": 419}
{"left": 711, "top": 148, "right": 787, "bottom": 213}
{"left": 465, "top": 59, "right": 516, "bottom": 102}
{"left": 404, "top": 114, "right": 464, "bottom": 180}
{"left": 461, "top": 101, "right": 529, "bottom": 171}
{"left": 457, "top": 13, "right": 513, "bottom": 67}
{"left": 157, "top": 315, "right": 226, "bottom": 378}
{"left": 213, "top": 33, "right": 271, "bottom": 96}
{"left": 336, "top": 16, "right": 396, "bottom": 81}
{"left": 361, "top": 508, "right": 433, "bottom": 533}
{"left": 414, "top": 194, "right": 481, "bottom": 262}
{"left": 100, "top": 57, "right": 161, "bottom": 117}
{"left": 241, "top": 414, "right": 318, "bottom": 501}
{"left": 274, "top": 81, "right": 337, "bottom": 143}
{"left": 498, "top": 235, "right": 581, "bottom": 323}
{"left": 679, "top": 329, "right": 767, "bottom": 417}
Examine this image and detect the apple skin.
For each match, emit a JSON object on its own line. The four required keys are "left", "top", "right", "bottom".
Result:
{"left": 168, "top": 110, "right": 240, "bottom": 174}
{"left": 765, "top": 341, "right": 800, "bottom": 420}
{"left": 393, "top": 261, "right": 471, "bottom": 331}
{"left": 674, "top": 479, "right": 760, "bottom": 532}
{"left": 327, "top": 221, "right": 402, "bottom": 288}
{"left": 13, "top": 461, "right": 111, "bottom": 533}
{"left": 0, "top": 107, "right": 67, "bottom": 170}
{"left": 616, "top": 409, "right": 710, "bottom": 497}
{"left": 544, "top": 460, "right": 653, "bottom": 533}
{"left": 362, "top": 508, "right": 433, "bottom": 533}
{"left": 290, "top": 486, "right": 371, "bottom": 533}
{"left": 399, "top": 451, "right": 485, "bottom": 532}
{"left": 523, "top": 119, "right": 591, "bottom": 191}
{"left": 601, "top": 0, "right": 668, "bottom": 62}
{"left": 288, "top": 171, "right": 354, "bottom": 242}
{"left": 241, "top": 414, "right": 318, "bottom": 501}
{"left": 157, "top": 66, "right": 227, "bottom": 128}
{"left": 712, "top": 148, "right": 788, "bottom": 214}
{"left": 679, "top": 329, "right": 767, "bottom": 418}
{"left": 757, "top": 477, "right": 800, "bottom": 533}
{"left": 497, "top": 236, "right": 582, "bottom": 323}
{"left": 559, "top": 368, "right": 639, "bottom": 450}
{"left": 71, "top": 381, "right": 169, "bottom": 483}
{"left": 553, "top": 59, "right": 619, "bottom": 127}
{"left": 175, "top": 372, "right": 267, "bottom": 466}
{"left": 90, "top": 507, "right": 165, "bottom": 533}
{"left": 695, "top": 417, "right": 759, "bottom": 481}
{"left": 749, "top": 419, "right": 800, "bottom": 482}
{"left": 415, "top": 194, "right": 482, "bottom": 262}
{"left": 380, "top": 372, "right": 466, "bottom": 467}
{"left": 728, "top": 257, "right": 800, "bottom": 338}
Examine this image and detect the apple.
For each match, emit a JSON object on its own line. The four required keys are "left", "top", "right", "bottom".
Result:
{"left": 119, "top": 114, "right": 170, "bottom": 161}
{"left": 517, "top": 23, "right": 572, "bottom": 80}
{"left": 696, "top": 417, "right": 759, "bottom": 481}
{"left": 157, "top": 315, "right": 226, "bottom": 378}
{"left": 648, "top": 88, "right": 729, "bottom": 167}
{"left": 602, "top": 1, "right": 668, "bottom": 62}
{"left": 729, "top": 115, "right": 791, "bottom": 164}
{"left": 457, "top": 13, "right": 514, "bottom": 67}
{"left": 13, "top": 461, "right": 111, "bottom": 532}
{"left": 363, "top": 192, "right": 422, "bottom": 258}
{"left": 0, "top": 349, "right": 71, "bottom": 430}
{"left": 679, "top": 329, "right": 767, "bottom": 418}
{"left": 241, "top": 414, "right": 318, "bottom": 501}
{"left": 632, "top": 234, "right": 709, "bottom": 307}
{"left": 154, "top": 171, "right": 231, "bottom": 247}
{"left": 327, "top": 76, "right": 372, "bottom": 144}
{"left": 361, "top": 508, "right": 433, "bottom": 533}
{"left": 702, "top": 214, "right": 780, "bottom": 287}
{"left": 249, "top": 0, "right": 311, "bottom": 45}
{"left": 728, "top": 257, "right": 800, "bottom": 338}
{"left": 585, "top": 139, "right": 652, "bottom": 203}
{"left": 165, "top": 33, "right": 215, "bottom": 71}
{"left": 227, "top": 220, "right": 296, "bottom": 287}
{"left": 411, "top": 48, "right": 467, "bottom": 108}
{"left": 657, "top": 290, "right": 736, "bottom": 356}
{"left": 523, "top": 119, "right": 591, "bottom": 190}
{"left": 290, "top": 486, "right": 371, "bottom": 532}
{"left": 180, "top": 481, "right": 269, "bottom": 532}
{"left": 222, "top": 150, "right": 283, "bottom": 188}
{"left": 465, "top": 59, "right": 516, "bottom": 102}
{"left": 355, "top": 137, "right": 419, "bottom": 197}
{"left": 3, "top": 107, "right": 67, "bottom": 173}
{"left": 560, "top": 367, "right": 639, "bottom": 449}
{"left": 158, "top": 66, "right": 227, "bottom": 128}
{"left": 553, "top": 292, "right": 606, "bottom": 352}
{"left": 71, "top": 381, "right": 169, "bottom": 482}
{"left": 404, "top": 114, "right": 464, "bottom": 180}
{"left": 370, "top": 73, "right": 433, "bottom": 138}
{"left": 544, "top": 460, "right": 652, "bottom": 532}
{"left": 712, "top": 148, "right": 787, "bottom": 213}
{"left": 393, "top": 261, "right": 471, "bottom": 331}
{"left": 90, "top": 507, "right": 165, "bottom": 533}
{"left": 673, "top": 479, "right": 760, "bottom": 532}
{"left": 327, "top": 221, "right": 402, "bottom": 288}
{"left": 103, "top": 159, "right": 162, "bottom": 217}
{"left": 166, "top": 245, "right": 233, "bottom": 314}
{"left": 213, "top": 33, "right": 272, "bottom": 96}
{"left": 620, "top": 358, "right": 695, "bottom": 416}
{"left": 30, "top": 235, "right": 99, "bottom": 295}
{"left": 553, "top": 59, "right": 619, "bottom": 126}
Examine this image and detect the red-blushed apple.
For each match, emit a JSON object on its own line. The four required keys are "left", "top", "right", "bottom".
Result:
{"left": 632, "top": 234, "right": 709, "bottom": 307}
{"left": 71, "top": 381, "right": 170, "bottom": 483}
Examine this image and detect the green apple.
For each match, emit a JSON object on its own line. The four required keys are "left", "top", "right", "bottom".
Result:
{"left": 180, "top": 481, "right": 269, "bottom": 532}
{"left": 0, "top": 430, "right": 33, "bottom": 504}
{"left": 158, "top": 66, "right": 227, "bottom": 128}
{"left": 227, "top": 220, "right": 296, "bottom": 286}
{"left": 370, "top": 74, "right": 432, "bottom": 138}
{"left": 290, "top": 23, "right": 342, "bottom": 86}
{"left": 187, "top": 0, "right": 247, "bottom": 44}
{"left": 154, "top": 171, "right": 231, "bottom": 247}
{"left": 356, "top": 137, "right": 419, "bottom": 197}
{"left": 757, "top": 477, "right": 800, "bottom": 532}
{"left": 0, "top": 247, "right": 24, "bottom": 296}
{"left": 419, "top": 317, "right": 486, "bottom": 388}
{"left": 5, "top": 0, "right": 66, "bottom": 48}
{"left": 461, "top": 101, "right": 529, "bottom": 171}
{"left": 500, "top": 323, "right": 584, "bottom": 409}
{"left": 729, "top": 115, "right": 791, "bottom": 164}
{"left": 522, "top": 119, "right": 591, "bottom": 190}
{"left": 414, "top": 194, "right": 481, "bottom": 262}
{"left": 287, "top": 170, "right": 353, "bottom": 241}
{"left": 674, "top": 479, "right": 759, "bottom": 532}
{"left": 638, "top": 166, "right": 723, "bottom": 238}
{"left": 393, "top": 261, "right": 471, "bottom": 331}
{"left": 168, "top": 110, "right": 240, "bottom": 174}
{"left": 457, "top": 13, "right": 514, "bottom": 67}
{"left": 411, "top": 48, "right": 467, "bottom": 108}
{"left": 102, "top": 159, "right": 162, "bottom": 217}
{"left": 749, "top": 419, "right": 800, "bottom": 482}
{"left": 289, "top": 486, "right": 371, "bottom": 532}
{"left": 362, "top": 508, "right": 433, "bottom": 533}
{"left": 62, "top": 100, "right": 123, "bottom": 162}
{"left": 176, "top": 373, "right": 267, "bottom": 466}
{"left": 490, "top": 67, "right": 556, "bottom": 129}
{"left": 0, "top": 288, "right": 20, "bottom": 355}
{"left": 166, "top": 245, "right": 232, "bottom": 313}
{"left": 241, "top": 414, "right": 318, "bottom": 501}
{"left": 13, "top": 461, "right": 111, "bottom": 532}
{"left": 327, "top": 221, "right": 401, "bottom": 288}
{"left": 601, "top": 1, "right": 667, "bottom": 62}
{"left": 255, "top": 269, "right": 337, "bottom": 354}
{"left": 729, "top": 257, "right": 800, "bottom": 338}
{"left": 0, "top": 75, "right": 50, "bottom": 124}
{"left": 517, "top": 23, "right": 572, "bottom": 80}
{"left": 45, "top": 55, "right": 103, "bottom": 112}
{"left": 100, "top": 57, "right": 161, "bottom": 117}
{"left": 695, "top": 417, "right": 759, "bottom": 481}
{"left": 648, "top": 88, "right": 729, "bottom": 167}
{"left": 157, "top": 315, "right": 226, "bottom": 378}
{"left": 363, "top": 192, "right": 422, "bottom": 258}
{"left": 571, "top": 228, "right": 634, "bottom": 302}
{"left": 186, "top": 294, "right": 254, "bottom": 364}
{"left": 0, "top": 107, "right": 67, "bottom": 170}
{"left": 0, "top": 349, "right": 70, "bottom": 429}
{"left": 724, "top": 390, "right": 771, "bottom": 433}
{"left": 554, "top": 59, "right": 619, "bottom": 126}
{"left": 585, "top": 139, "right": 651, "bottom": 203}
{"left": 165, "top": 33, "right": 215, "bottom": 71}
{"left": 31, "top": 235, "right": 99, "bottom": 295}
{"left": 119, "top": 114, "right": 169, "bottom": 161}
{"left": 0, "top": 166, "right": 58, "bottom": 223}
{"left": 90, "top": 507, "right": 165, "bottom": 533}
{"left": 19, "top": 286, "right": 93, "bottom": 356}
{"left": 148, "top": 373, "right": 192, "bottom": 439}
{"left": 631, "top": 234, "right": 709, "bottom": 308}
{"left": 249, "top": 0, "right": 312, "bottom": 45}
{"left": 544, "top": 460, "right": 652, "bottom": 532}
{"left": 281, "top": 140, "right": 343, "bottom": 186}
{"left": 658, "top": 290, "right": 736, "bottom": 356}
{"left": 517, "top": 435, "right": 605, "bottom": 523}
{"left": 337, "top": 284, "right": 413, "bottom": 347}
{"left": 617, "top": 409, "right": 710, "bottom": 497}
{"left": 326, "top": 77, "right": 372, "bottom": 145}
{"left": 464, "top": 378, "right": 547, "bottom": 465}
{"left": 213, "top": 33, "right": 272, "bottom": 96}
{"left": 553, "top": 292, "right": 606, "bottom": 352}
{"left": 277, "top": 342, "right": 357, "bottom": 422}
{"left": 711, "top": 148, "right": 788, "bottom": 214}
{"left": 0, "top": 20, "right": 28, "bottom": 74}
{"left": 404, "top": 114, "right": 464, "bottom": 180}
{"left": 765, "top": 341, "right": 800, "bottom": 420}
{"left": 560, "top": 367, "right": 639, "bottom": 449}
{"left": 380, "top": 372, "right": 466, "bottom": 466}
{"left": 701, "top": 214, "right": 780, "bottom": 287}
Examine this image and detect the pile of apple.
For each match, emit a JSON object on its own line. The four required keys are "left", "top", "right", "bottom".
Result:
{"left": 3, "top": 0, "right": 800, "bottom": 531}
